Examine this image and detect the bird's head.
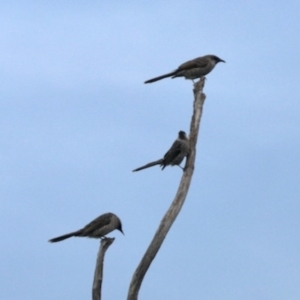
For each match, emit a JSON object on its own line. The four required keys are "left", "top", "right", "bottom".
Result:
{"left": 211, "top": 55, "right": 225, "bottom": 64}
{"left": 178, "top": 131, "right": 188, "bottom": 140}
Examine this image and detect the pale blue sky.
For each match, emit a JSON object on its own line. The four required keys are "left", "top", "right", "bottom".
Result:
{"left": 1, "top": 1, "right": 300, "bottom": 299}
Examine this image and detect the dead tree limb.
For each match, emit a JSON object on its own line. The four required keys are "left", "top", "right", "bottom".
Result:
{"left": 92, "top": 237, "right": 115, "bottom": 300}
{"left": 127, "top": 77, "right": 206, "bottom": 300}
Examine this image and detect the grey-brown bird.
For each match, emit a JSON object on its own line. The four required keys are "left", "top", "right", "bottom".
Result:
{"left": 48, "top": 213, "right": 124, "bottom": 243}
{"left": 145, "top": 54, "right": 225, "bottom": 84}
{"left": 133, "top": 131, "right": 190, "bottom": 172}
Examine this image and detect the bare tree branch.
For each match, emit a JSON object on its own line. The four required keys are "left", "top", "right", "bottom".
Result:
{"left": 127, "top": 77, "right": 206, "bottom": 300}
{"left": 92, "top": 237, "right": 115, "bottom": 300}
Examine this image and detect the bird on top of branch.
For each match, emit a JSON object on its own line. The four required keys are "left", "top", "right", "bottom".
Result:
{"left": 144, "top": 54, "right": 225, "bottom": 84}
{"left": 49, "top": 213, "right": 124, "bottom": 243}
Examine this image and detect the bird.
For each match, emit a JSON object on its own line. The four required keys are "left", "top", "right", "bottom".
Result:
{"left": 144, "top": 54, "right": 225, "bottom": 84}
{"left": 48, "top": 213, "right": 124, "bottom": 243}
{"left": 132, "top": 131, "right": 190, "bottom": 172}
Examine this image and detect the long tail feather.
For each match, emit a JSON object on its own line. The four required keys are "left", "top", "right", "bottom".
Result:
{"left": 132, "top": 159, "right": 163, "bottom": 172}
{"left": 144, "top": 71, "right": 177, "bottom": 83}
{"left": 48, "top": 231, "right": 78, "bottom": 243}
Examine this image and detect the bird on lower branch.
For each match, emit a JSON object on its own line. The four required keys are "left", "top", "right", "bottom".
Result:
{"left": 132, "top": 131, "right": 190, "bottom": 172}
{"left": 144, "top": 54, "right": 225, "bottom": 84}
{"left": 48, "top": 213, "right": 124, "bottom": 243}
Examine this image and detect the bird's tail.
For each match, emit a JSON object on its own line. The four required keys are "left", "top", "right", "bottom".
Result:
{"left": 144, "top": 71, "right": 177, "bottom": 84}
{"left": 48, "top": 231, "right": 78, "bottom": 243}
{"left": 132, "top": 159, "right": 163, "bottom": 172}
{"left": 171, "top": 73, "right": 185, "bottom": 79}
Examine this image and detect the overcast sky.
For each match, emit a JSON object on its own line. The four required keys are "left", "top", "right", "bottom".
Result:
{"left": 1, "top": 1, "right": 300, "bottom": 299}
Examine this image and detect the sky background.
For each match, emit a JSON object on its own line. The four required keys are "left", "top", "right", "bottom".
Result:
{"left": 1, "top": 1, "right": 300, "bottom": 299}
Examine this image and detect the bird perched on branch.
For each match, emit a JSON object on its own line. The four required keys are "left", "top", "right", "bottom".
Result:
{"left": 48, "top": 213, "right": 124, "bottom": 243}
{"left": 132, "top": 131, "right": 190, "bottom": 172}
{"left": 144, "top": 54, "right": 225, "bottom": 84}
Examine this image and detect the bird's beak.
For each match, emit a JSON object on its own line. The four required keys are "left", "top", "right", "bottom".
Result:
{"left": 120, "top": 228, "right": 125, "bottom": 235}
{"left": 220, "top": 59, "right": 226, "bottom": 63}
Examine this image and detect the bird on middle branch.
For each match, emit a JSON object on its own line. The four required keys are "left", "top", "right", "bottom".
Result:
{"left": 132, "top": 131, "right": 190, "bottom": 172}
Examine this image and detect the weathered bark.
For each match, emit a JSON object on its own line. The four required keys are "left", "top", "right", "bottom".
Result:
{"left": 92, "top": 237, "right": 115, "bottom": 300}
{"left": 127, "top": 77, "right": 206, "bottom": 300}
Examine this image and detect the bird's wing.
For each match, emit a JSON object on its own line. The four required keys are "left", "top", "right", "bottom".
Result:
{"left": 81, "top": 214, "right": 112, "bottom": 235}
{"left": 178, "top": 57, "right": 208, "bottom": 71}
{"left": 163, "top": 140, "right": 183, "bottom": 165}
